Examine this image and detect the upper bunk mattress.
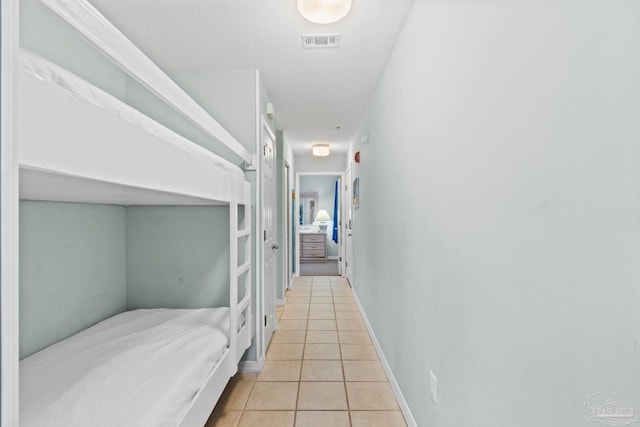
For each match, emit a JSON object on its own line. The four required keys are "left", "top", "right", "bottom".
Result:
{"left": 18, "top": 50, "right": 246, "bottom": 205}
{"left": 20, "top": 308, "right": 231, "bottom": 427}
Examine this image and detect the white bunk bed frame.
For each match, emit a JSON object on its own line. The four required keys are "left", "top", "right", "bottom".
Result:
{"left": 2, "top": 1, "right": 255, "bottom": 425}
{"left": 39, "top": 0, "right": 253, "bottom": 167}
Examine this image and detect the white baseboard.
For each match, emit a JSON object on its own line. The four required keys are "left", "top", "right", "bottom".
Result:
{"left": 351, "top": 290, "right": 418, "bottom": 427}
{"left": 238, "top": 360, "right": 264, "bottom": 373}
{"left": 328, "top": 255, "right": 339, "bottom": 260}
{"left": 276, "top": 298, "right": 286, "bottom": 306}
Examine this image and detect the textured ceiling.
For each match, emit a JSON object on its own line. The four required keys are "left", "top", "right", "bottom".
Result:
{"left": 88, "top": 0, "right": 413, "bottom": 154}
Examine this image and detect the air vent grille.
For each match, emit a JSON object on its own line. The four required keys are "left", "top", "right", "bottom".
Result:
{"left": 302, "top": 34, "right": 341, "bottom": 49}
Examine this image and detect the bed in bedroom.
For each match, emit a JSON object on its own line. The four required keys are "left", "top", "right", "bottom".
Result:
{"left": 6, "top": 1, "right": 255, "bottom": 425}
{"left": 21, "top": 309, "right": 236, "bottom": 426}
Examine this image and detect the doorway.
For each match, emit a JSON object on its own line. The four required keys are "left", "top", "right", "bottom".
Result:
{"left": 295, "top": 172, "right": 345, "bottom": 277}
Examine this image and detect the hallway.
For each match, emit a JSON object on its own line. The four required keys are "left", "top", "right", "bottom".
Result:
{"left": 206, "top": 276, "right": 407, "bottom": 427}
{"left": 299, "top": 260, "right": 340, "bottom": 276}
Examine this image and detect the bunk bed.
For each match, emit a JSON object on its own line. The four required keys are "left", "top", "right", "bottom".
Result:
{"left": 14, "top": 3, "right": 254, "bottom": 424}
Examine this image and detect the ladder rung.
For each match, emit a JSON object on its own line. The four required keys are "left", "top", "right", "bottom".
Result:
{"left": 238, "top": 295, "right": 250, "bottom": 313}
{"left": 237, "top": 262, "right": 250, "bottom": 276}
{"left": 237, "top": 229, "right": 250, "bottom": 238}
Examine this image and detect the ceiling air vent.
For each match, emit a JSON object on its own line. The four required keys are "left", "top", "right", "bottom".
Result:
{"left": 302, "top": 34, "right": 341, "bottom": 49}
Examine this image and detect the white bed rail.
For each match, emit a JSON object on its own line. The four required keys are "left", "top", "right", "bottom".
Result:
{"left": 178, "top": 182, "right": 251, "bottom": 427}
{"left": 18, "top": 50, "right": 246, "bottom": 206}
{"left": 39, "top": 0, "right": 252, "bottom": 166}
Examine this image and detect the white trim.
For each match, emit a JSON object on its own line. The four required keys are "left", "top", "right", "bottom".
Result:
{"left": 351, "top": 290, "right": 418, "bottom": 427}
{"left": 1, "top": 1, "right": 20, "bottom": 425}
{"left": 343, "top": 165, "right": 353, "bottom": 282}
{"left": 253, "top": 71, "right": 264, "bottom": 362}
{"left": 229, "top": 193, "right": 239, "bottom": 367}
{"left": 39, "top": 0, "right": 251, "bottom": 165}
{"left": 276, "top": 298, "right": 286, "bottom": 306}
{"left": 281, "top": 160, "right": 291, "bottom": 303}
{"left": 239, "top": 360, "right": 265, "bottom": 373}
{"left": 179, "top": 348, "right": 234, "bottom": 427}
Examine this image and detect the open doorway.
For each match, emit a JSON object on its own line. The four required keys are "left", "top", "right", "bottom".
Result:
{"left": 295, "top": 173, "right": 344, "bottom": 276}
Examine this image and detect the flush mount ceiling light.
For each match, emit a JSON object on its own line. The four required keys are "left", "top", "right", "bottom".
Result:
{"left": 312, "top": 143, "right": 330, "bottom": 156}
{"left": 297, "top": 0, "right": 352, "bottom": 24}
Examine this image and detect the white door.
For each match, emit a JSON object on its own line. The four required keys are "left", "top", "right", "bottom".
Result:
{"left": 344, "top": 167, "right": 354, "bottom": 281}
{"left": 261, "top": 118, "right": 277, "bottom": 346}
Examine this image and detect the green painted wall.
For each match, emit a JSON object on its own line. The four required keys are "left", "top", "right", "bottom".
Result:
{"left": 168, "top": 69, "right": 257, "bottom": 154}
{"left": 125, "top": 69, "right": 257, "bottom": 166}
{"left": 20, "top": 0, "right": 127, "bottom": 100}
{"left": 126, "top": 206, "right": 230, "bottom": 309}
{"left": 19, "top": 202, "right": 127, "bottom": 359}
{"left": 19, "top": 204, "right": 236, "bottom": 359}
{"left": 351, "top": 1, "right": 640, "bottom": 426}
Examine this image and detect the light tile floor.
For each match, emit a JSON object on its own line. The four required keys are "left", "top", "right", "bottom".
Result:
{"left": 205, "top": 275, "right": 407, "bottom": 427}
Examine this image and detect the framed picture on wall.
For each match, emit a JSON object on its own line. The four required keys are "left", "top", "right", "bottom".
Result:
{"left": 353, "top": 178, "right": 359, "bottom": 209}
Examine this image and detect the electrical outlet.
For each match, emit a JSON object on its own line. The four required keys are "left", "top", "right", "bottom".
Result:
{"left": 430, "top": 371, "right": 437, "bottom": 404}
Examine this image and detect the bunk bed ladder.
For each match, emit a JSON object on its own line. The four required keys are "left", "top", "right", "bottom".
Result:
{"left": 229, "top": 181, "right": 252, "bottom": 375}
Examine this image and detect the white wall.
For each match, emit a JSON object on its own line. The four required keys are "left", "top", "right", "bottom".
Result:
{"left": 294, "top": 152, "right": 348, "bottom": 172}
{"left": 351, "top": 1, "right": 640, "bottom": 426}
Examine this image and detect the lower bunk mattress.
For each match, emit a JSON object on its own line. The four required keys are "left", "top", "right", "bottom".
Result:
{"left": 20, "top": 308, "right": 232, "bottom": 427}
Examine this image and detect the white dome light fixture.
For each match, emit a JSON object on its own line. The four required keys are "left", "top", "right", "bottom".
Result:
{"left": 312, "top": 143, "right": 330, "bottom": 156}
{"left": 297, "top": 0, "right": 352, "bottom": 24}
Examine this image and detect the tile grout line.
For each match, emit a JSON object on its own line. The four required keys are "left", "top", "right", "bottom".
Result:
{"left": 235, "top": 277, "right": 405, "bottom": 426}
{"left": 338, "top": 280, "right": 353, "bottom": 427}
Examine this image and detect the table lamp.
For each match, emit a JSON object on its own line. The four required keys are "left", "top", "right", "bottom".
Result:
{"left": 314, "top": 209, "right": 331, "bottom": 232}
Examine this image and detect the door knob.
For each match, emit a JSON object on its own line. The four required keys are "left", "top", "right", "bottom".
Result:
{"left": 272, "top": 244, "right": 280, "bottom": 250}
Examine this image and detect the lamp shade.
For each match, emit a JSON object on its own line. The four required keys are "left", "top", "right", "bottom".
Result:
{"left": 314, "top": 209, "right": 331, "bottom": 222}
{"left": 297, "top": 0, "right": 352, "bottom": 24}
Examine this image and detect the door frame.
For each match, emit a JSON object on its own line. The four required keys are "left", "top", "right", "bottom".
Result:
{"left": 344, "top": 165, "right": 354, "bottom": 282}
{"left": 294, "top": 171, "right": 346, "bottom": 278}
{"left": 282, "top": 161, "right": 292, "bottom": 299}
